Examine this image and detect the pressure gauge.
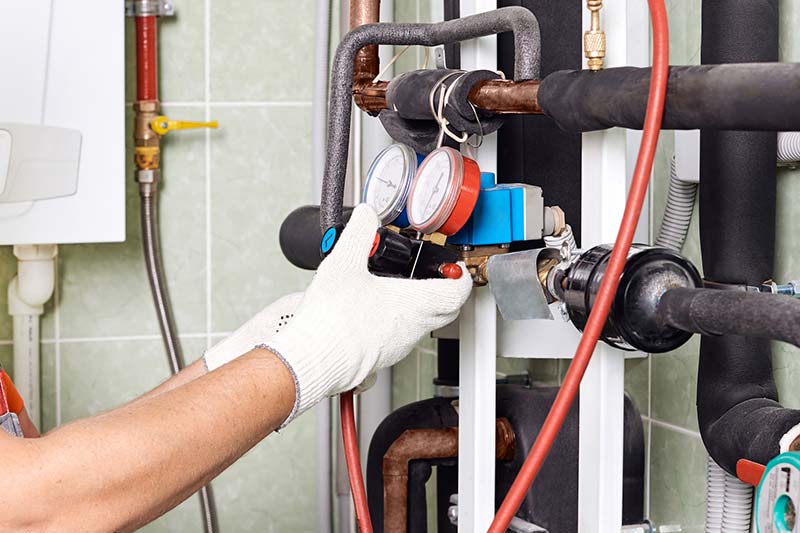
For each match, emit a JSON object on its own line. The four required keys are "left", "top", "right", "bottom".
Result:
{"left": 363, "top": 144, "right": 417, "bottom": 226}
{"left": 407, "top": 147, "right": 481, "bottom": 235}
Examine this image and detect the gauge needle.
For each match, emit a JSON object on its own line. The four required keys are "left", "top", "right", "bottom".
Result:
{"left": 424, "top": 174, "right": 445, "bottom": 215}
{"left": 376, "top": 177, "right": 397, "bottom": 189}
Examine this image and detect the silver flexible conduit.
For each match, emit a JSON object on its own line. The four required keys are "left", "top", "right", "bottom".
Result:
{"left": 140, "top": 185, "right": 220, "bottom": 533}
{"left": 320, "top": 6, "right": 541, "bottom": 230}
{"left": 655, "top": 156, "right": 698, "bottom": 252}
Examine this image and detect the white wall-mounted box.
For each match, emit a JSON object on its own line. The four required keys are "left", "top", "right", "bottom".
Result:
{"left": 0, "top": 1, "right": 125, "bottom": 245}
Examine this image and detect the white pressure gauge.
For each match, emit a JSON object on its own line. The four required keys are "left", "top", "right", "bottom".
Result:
{"left": 407, "top": 147, "right": 481, "bottom": 235}
{"left": 363, "top": 144, "right": 417, "bottom": 226}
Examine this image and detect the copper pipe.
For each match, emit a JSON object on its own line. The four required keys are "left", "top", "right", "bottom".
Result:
{"left": 469, "top": 79, "right": 542, "bottom": 114}
{"left": 382, "top": 418, "right": 516, "bottom": 533}
{"left": 352, "top": 78, "right": 541, "bottom": 116}
{"left": 350, "top": 0, "right": 381, "bottom": 109}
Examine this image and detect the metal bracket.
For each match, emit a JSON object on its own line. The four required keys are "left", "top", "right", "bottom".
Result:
{"left": 486, "top": 249, "right": 557, "bottom": 321}
{"left": 125, "top": 0, "right": 175, "bottom": 17}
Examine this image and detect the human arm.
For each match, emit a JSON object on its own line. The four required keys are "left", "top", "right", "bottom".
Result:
{"left": 0, "top": 346, "right": 294, "bottom": 532}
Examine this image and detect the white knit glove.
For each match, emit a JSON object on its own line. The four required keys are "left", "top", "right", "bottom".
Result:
{"left": 264, "top": 204, "right": 473, "bottom": 425}
{"left": 204, "top": 292, "right": 304, "bottom": 371}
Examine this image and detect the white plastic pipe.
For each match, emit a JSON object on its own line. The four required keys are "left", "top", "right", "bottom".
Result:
{"left": 7, "top": 244, "right": 57, "bottom": 429}
{"left": 11, "top": 313, "right": 40, "bottom": 427}
{"left": 704, "top": 457, "right": 725, "bottom": 533}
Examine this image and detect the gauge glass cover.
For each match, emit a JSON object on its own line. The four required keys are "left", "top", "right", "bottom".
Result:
{"left": 408, "top": 147, "right": 464, "bottom": 233}
{"left": 363, "top": 144, "right": 416, "bottom": 224}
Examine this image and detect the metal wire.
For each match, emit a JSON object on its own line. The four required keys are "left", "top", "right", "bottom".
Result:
{"left": 140, "top": 186, "right": 220, "bottom": 533}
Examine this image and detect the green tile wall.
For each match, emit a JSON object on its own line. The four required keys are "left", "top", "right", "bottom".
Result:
{"left": 3, "top": 2, "right": 318, "bottom": 531}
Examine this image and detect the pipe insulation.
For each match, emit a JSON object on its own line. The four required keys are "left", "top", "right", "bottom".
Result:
{"left": 537, "top": 63, "right": 800, "bottom": 132}
{"left": 658, "top": 288, "right": 800, "bottom": 349}
{"left": 321, "top": 6, "right": 541, "bottom": 230}
{"left": 696, "top": 0, "right": 800, "bottom": 480}
{"left": 655, "top": 157, "right": 697, "bottom": 252}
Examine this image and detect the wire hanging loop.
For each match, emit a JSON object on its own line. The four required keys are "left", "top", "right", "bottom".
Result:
{"left": 428, "top": 71, "right": 470, "bottom": 148}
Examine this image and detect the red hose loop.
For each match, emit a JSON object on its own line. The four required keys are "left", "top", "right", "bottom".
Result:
{"left": 488, "top": 2, "right": 670, "bottom": 531}
{"left": 135, "top": 16, "right": 159, "bottom": 101}
{"left": 341, "top": 391, "right": 374, "bottom": 533}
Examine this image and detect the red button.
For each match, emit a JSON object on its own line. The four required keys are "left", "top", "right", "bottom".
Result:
{"left": 369, "top": 233, "right": 381, "bottom": 258}
{"left": 439, "top": 263, "right": 463, "bottom": 280}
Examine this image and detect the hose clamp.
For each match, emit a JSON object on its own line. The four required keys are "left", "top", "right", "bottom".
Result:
{"left": 125, "top": 0, "right": 175, "bottom": 17}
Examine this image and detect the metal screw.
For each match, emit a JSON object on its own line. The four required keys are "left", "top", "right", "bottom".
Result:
{"left": 447, "top": 505, "right": 458, "bottom": 526}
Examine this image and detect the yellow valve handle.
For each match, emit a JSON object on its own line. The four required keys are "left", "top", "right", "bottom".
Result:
{"left": 150, "top": 116, "right": 219, "bottom": 136}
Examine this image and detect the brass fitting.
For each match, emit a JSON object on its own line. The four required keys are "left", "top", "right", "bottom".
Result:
{"left": 457, "top": 244, "right": 511, "bottom": 286}
{"left": 133, "top": 100, "right": 161, "bottom": 171}
{"left": 584, "top": 0, "right": 606, "bottom": 71}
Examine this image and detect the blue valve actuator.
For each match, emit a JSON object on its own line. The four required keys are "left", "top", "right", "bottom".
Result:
{"left": 449, "top": 172, "right": 544, "bottom": 246}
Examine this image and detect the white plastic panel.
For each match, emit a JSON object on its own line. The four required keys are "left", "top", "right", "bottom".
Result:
{"left": 0, "top": 1, "right": 125, "bottom": 244}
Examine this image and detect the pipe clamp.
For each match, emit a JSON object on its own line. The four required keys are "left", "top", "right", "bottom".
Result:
{"left": 125, "top": 0, "right": 175, "bottom": 17}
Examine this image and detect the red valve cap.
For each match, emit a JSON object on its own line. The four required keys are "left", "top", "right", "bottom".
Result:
{"left": 439, "top": 263, "right": 463, "bottom": 280}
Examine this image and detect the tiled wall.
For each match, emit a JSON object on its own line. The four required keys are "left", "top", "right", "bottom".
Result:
{"left": 3, "top": 1, "right": 798, "bottom": 531}
{"left": 1, "top": 2, "right": 318, "bottom": 530}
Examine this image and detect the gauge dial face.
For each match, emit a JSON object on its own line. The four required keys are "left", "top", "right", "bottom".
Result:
{"left": 408, "top": 147, "right": 463, "bottom": 233}
{"left": 363, "top": 144, "right": 415, "bottom": 224}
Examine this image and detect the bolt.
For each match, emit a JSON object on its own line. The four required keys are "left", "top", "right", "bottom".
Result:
{"left": 447, "top": 505, "right": 458, "bottom": 526}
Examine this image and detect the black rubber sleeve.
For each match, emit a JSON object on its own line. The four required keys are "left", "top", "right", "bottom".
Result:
{"left": 658, "top": 288, "right": 800, "bottom": 348}
{"left": 537, "top": 63, "right": 800, "bottom": 132}
{"left": 279, "top": 205, "right": 354, "bottom": 270}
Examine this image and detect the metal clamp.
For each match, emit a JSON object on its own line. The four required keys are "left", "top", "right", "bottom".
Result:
{"left": 125, "top": 0, "right": 175, "bottom": 17}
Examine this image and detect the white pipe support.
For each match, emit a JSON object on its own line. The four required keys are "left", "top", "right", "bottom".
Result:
{"left": 9, "top": 244, "right": 57, "bottom": 315}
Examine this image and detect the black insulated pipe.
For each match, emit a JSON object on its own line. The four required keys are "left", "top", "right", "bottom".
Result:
{"left": 537, "top": 63, "right": 800, "bottom": 132}
{"left": 658, "top": 288, "right": 800, "bottom": 349}
{"left": 697, "top": 0, "right": 800, "bottom": 476}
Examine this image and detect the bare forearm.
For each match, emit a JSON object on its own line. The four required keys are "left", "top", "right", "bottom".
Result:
{"left": 0, "top": 348, "right": 294, "bottom": 531}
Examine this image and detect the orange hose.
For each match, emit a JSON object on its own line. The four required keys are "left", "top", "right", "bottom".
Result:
{"left": 488, "top": 1, "right": 670, "bottom": 531}
{"left": 340, "top": 391, "right": 374, "bottom": 533}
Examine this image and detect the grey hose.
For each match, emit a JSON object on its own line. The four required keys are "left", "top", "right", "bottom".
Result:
{"left": 321, "top": 6, "right": 541, "bottom": 230}
{"left": 778, "top": 131, "right": 800, "bottom": 164}
{"left": 140, "top": 186, "right": 220, "bottom": 533}
{"left": 655, "top": 156, "right": 698, "bottom": 251}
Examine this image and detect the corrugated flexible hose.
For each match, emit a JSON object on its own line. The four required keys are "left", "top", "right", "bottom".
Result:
{"left": 140, "top": 188, "right": 220, "bottom": 533}
{"left": 655, "top": 156, "right": 697, "bottom": 252}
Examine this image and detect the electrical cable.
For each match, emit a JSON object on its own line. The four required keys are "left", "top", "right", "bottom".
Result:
{"left": 488, "top": 1, "right": 670, "bottom": 530}
{"left": 341, "top": 391, "right": 374, "bottom": 533}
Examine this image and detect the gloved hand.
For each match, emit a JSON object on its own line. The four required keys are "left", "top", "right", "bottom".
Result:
{"left": 204, "top": 292, "right": 304, "bottom": 371}
{"left": 263, "top": 204, "right": 473, "bottom": 425}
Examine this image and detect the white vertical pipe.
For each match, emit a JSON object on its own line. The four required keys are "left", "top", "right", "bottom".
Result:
{"left": 12, "top": 314, "right": 40, "bottom": 427}
{"left": 458, "top": 286, "right": 497, "bottom": 532}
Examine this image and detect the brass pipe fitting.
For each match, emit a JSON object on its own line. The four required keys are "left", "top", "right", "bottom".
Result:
{"left": 133, "top": 100, "right": 162, "bottom": 172}
{"left": 584, "top": 0, "right": 606, "bottom": 71}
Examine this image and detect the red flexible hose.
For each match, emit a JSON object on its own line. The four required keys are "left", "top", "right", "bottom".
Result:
{"left": 488, "top": 2, "right": 670, "bottom": 531}
{"left": 340, "top": 391, "right": 374, "bottom": 533}
{"left": 135, "top": 16, "right": 159, "bottom": 101}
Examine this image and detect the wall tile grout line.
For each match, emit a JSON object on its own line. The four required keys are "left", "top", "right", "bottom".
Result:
{"left": 204, "top": 0, "right": 213, "bottom": 351}
{"left": 37, "top": 332, "right": 232, "bottom": 345}
{"left": 54, "top": 254, "right": 61, "bottom": 427}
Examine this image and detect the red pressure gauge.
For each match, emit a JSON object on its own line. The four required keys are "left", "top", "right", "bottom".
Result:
{"left": 406, "top": 147, "right": 481, "bottom": 236}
